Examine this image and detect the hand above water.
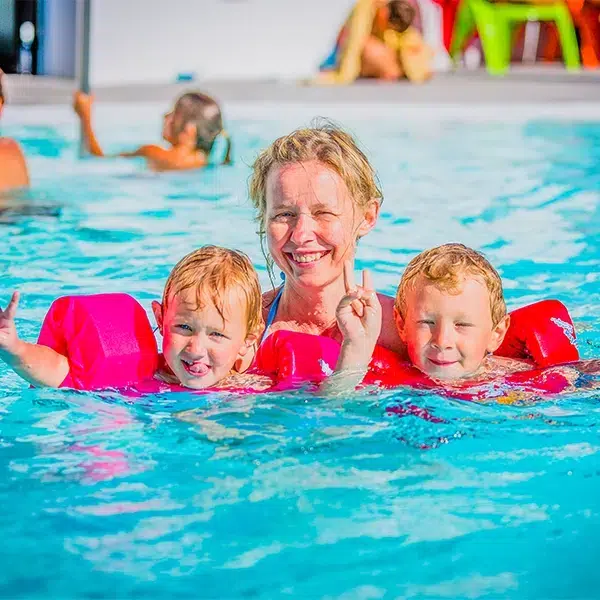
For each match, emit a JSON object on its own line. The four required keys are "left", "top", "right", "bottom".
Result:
{"left": 336, "top": 261, "right": 382, "bottom": 362}
{"left": 73, "top": 91, "right": 94, "bottom": 118}
{"left": 0, "top": 291, "right": 22, "bottom": 358}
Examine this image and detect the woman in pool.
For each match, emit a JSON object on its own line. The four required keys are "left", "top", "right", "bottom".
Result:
{"left": 247, "top": 123, "right": 406, "bottom": 359}
{"left": 0, "top": 69, "right": 30, "bottom": 193}
{"left": 73, "top": 90, "right": 231, "bottom": 171}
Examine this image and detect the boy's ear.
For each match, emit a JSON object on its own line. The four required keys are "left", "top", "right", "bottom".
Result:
{"left": 393, "top": 306, "right": 407, "bottom": 342}
{"left": 181, "top": 122, "right": 197, "bottom": 146}
{"left": 151, "top": 301, "right": 164, "bottom": 334}
{"left": 233, "top": 333, "right": 259, "bottom": 373}
{"left": 357, "top": 199, "right": 380, "bottom": 239}
{"left": 488, "top": 314, "right": 510, "bottom": 354}
{"left": 238, "top": 333, "right": 258, "bottom": 357}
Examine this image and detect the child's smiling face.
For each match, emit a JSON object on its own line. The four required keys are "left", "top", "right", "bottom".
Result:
{"left": 395, "top": 275, "right": 509, "bottom": 380}
{"left": 153, "top": 287, "right": 255, "bottom": 389}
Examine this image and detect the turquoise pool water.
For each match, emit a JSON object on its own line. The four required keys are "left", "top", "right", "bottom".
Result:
{"left": 1, "top": 103, "right": 599, "bottom": 599}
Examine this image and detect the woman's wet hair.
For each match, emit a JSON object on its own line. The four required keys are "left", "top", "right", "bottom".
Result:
{"left": 174, "top": 92, "right": 232, "bottom": 164}
{"left": 248, "top": 121, "right": 382, "bottom": 283}
{"left": 388, "top": 0, "right": 416, "bottom": 33}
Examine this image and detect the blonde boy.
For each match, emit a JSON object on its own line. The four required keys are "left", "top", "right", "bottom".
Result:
{"left": 393, "top": 243, "right": 527, "bottom": 380}
{"left": 334, "top": 243, "right": 529, "bottom": 383}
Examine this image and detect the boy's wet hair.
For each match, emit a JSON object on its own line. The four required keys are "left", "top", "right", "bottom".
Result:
{"left": 387, "top": 0, "right": 415, "bottom": 33}
{"left": 163, "top": 245, "right": 263, "bottom": 337}
{"left": 249, "top": 121, "right": 383, "bottom": 282}
{"left": 174, "top": 92, "right": 232, "bottom": 165}
{"left": 395, "top": 243, "right": 507, "bottom": 326}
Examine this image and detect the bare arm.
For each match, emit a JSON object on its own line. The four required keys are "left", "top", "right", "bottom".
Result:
{"left": 73, "top": 92, "right": 107, "bottom": 156}
{"left": 1, "top": 339, "right": 69, "bottom": 387}
{"left": 0, "top": 292, "right": 69, "bottom": 387}
{"left": 74, "top": 92, "right": 152, "bottom": 159}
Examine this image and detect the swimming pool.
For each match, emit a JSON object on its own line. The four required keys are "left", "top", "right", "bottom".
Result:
{"left": 1, "top": 102, "right": 599, "bottom": 599}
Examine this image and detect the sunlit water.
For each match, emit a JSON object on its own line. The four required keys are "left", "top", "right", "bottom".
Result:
{"left": 1, "top": 103, "right": 599, "bottom": 599}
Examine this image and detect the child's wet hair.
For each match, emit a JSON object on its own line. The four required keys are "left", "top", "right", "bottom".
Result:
{"left": 395, "top": 243, "right": 507, "bottom": 325}
{"left": 174, "top": 92, "right": 232, "bottom": 164}
{"left": 163, "top": 245, "right": 263, "bottom": 337}
{"left": 388, "top": 0, "right": 416, "bottom": 33}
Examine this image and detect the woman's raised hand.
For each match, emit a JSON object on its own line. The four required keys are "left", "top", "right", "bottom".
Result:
{"left": 336, "top": 261, "right": 382, "bottom": 351}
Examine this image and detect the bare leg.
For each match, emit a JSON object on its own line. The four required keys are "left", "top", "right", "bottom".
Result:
{"left": 360, "top": 36, "right": 403, "bottom": 79}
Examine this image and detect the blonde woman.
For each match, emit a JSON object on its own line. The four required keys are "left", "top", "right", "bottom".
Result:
{"left": 249, "top": 123, "right": 406, "bottom": 357}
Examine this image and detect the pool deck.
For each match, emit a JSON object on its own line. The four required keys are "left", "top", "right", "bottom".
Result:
{"left": 3, "top": 66, "right": 600, "bottom": 107}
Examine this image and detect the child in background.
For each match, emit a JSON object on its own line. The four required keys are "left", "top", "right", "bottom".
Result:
{"left": 73, "top": 90, "right": 231, "bottom": 172}
{"left": 0, "top": 246, "right": 267, "bottom": 391}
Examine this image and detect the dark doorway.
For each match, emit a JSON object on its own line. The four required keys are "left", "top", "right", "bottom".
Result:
{"left": 0, "top": 0, "right": 38, "bottom": 74}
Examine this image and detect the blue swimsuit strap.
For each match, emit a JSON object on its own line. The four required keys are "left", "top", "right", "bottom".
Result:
{"left": 262, "top": 285, "right": 284, "bottom": 342}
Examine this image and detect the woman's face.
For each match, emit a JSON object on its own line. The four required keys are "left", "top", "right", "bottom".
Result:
{"left": 265, "top": 160, "right": 379, "bottom": 290}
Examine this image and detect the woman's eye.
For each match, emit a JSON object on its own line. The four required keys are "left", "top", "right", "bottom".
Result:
{"left": 315, "top": 210, "right": 335, "bottom": 218}
{"left": 271, "top": 211, "right": 294, "bottom": 221}
{"left": 418, "top": 320, "right": 434, "bottom": 325}
{"left": 456, "top": 322, "right": 474, "bottom": 328}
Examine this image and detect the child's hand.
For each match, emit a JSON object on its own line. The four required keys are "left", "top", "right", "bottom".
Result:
{"left": 0, "top": 291, "right": 21, "bottom": 358}
{"left": 337, "top": 261, "right": 382, "bottom": 354}
{"left": 73, "top": 91, "right": 93, "bottom": 117}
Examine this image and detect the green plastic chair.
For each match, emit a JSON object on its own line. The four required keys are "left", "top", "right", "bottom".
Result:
{"left": 450, "top": 0, "right": 581, "bottom": 75}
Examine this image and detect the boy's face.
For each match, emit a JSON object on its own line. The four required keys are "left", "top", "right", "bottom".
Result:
{"left": 152, "top": 287, "right": 255, "bottom": 389}
{"left": 395, "top": 275, "right": 509, "bottom": 380}
{"left": 162, "top": 109, "right": 178, "bottom": 144}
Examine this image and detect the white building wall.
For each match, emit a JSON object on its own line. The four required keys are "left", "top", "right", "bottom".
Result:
{"left": 89, "top": 0, "right": 354, "bottom": 85}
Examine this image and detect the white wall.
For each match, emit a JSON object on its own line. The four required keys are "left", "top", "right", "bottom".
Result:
{"left": 39, "top": 0, "right": 77, "bottom": 77}
{"left": 89, "top": 0, "right": 354, "bottom": 85}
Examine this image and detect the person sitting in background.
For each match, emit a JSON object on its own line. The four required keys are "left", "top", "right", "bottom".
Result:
{"left": 73, "top": 90, "right": 232, "bottom": 172}
{"left": 0, "top": 69, "right": 30, "bottom": 193}
{"left": 317, "top": 0, "right": 433, "bottom": 84}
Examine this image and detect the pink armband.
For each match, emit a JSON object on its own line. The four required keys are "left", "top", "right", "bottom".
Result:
{"left": 37, "top": 294, "right": 159, "bottom": 390}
